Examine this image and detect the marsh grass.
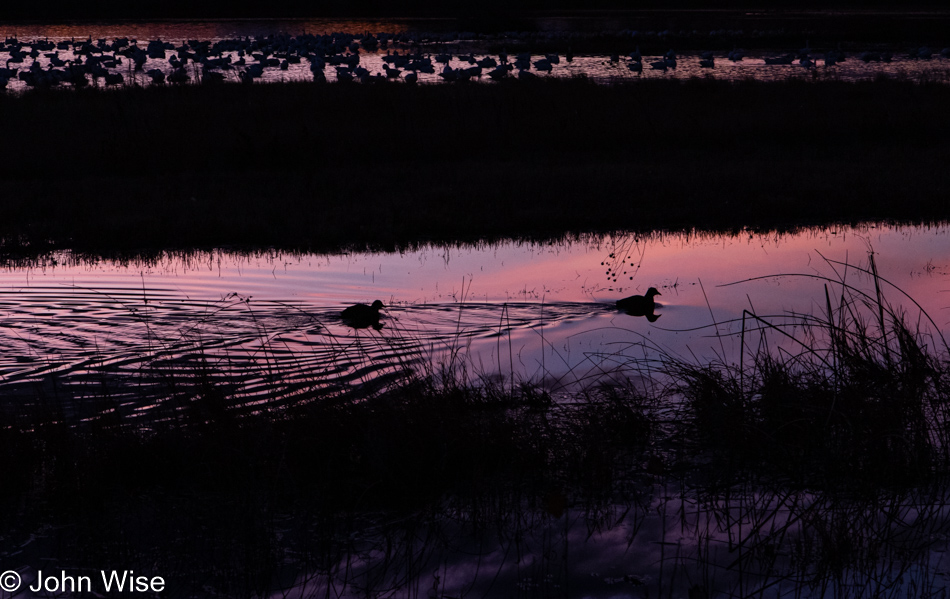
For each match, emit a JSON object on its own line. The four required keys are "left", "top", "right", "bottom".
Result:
{"left": 657, "top": 253, "right": 950, "bottom": 490}
{"left": 0, "top": 344, "right": 660, "bottom": 597}
{"left": 5, "top": 253, "right": 950, "bottom": 596}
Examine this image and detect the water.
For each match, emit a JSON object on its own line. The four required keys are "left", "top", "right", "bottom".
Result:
{"left": 2, "top": 14, "right": 949, "bottom": 91}
{"left": 272, "top": 487, "right": 950, "bottom": 599}
{"left": 3, "top": 222, "right": 949, "bottom": 416}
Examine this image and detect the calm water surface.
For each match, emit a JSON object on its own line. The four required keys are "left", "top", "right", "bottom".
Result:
{"left": 3, "top": 222, "right": 949, "bottom": 411}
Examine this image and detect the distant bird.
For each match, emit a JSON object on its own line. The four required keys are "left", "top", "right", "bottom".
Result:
{"left": 616, "top": 287, "right": 661, "bottom": 321}
{"left": 824, "top": 50, "right": 845, "bottom": 66}
{"left": 488, "top": 65, "right": 508, "bottom": 80}
{"left": 764, "top": 53, "right": 795, "bottom": 65}
{"left": 533, "top": 58, "right": 553, "bottom": 71}
{"left": 341, "top": 300, "right": 384, "bottom": 329}
{"left": 167, "top": 68, "right": 189, "bottom": 83}
{"left": 438, "top": 65, "right": 457, "bottom": 81}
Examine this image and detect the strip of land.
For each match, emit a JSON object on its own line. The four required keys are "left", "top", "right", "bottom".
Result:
{"left": 3, "top": 2, "right": 949, "bottom": 20}
{"left": 3, "top": 75, "right": 949, "bottom": 257}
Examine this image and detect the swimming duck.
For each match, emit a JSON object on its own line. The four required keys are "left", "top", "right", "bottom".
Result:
{"left": 616, "top": 288, "right": 661, "bottom": 321}
{"left": 341, "top": 300, "right": 384, "bottom": 329}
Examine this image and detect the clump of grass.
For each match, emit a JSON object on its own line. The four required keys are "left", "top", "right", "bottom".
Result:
{"left": 666, "top": 253, "right": 950, "bottom": 488}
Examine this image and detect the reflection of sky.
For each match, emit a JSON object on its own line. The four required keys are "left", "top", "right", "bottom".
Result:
{"left": 4, "top": 223, "right": 950, "bottom": 387}
{"left": 276, "top": 490, "right": 950, "bottom": 599}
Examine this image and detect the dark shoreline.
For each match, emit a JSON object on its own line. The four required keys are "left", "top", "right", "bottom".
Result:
{"left": 3, "top": 75, "right": 950, "bottom": 258}
{"left": 3, "top": 3, "right": 950, "bottom": 21}
{"left": 4, "top": 10, "right": 950, "bottom": 54}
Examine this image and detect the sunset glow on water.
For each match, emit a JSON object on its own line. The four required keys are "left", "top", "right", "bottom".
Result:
{"left": 3, "top": 223, "right": 949, "bottom": 408}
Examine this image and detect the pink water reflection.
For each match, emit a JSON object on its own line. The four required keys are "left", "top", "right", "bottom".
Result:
{"left": 3, "top": 223, "right": 950, "bottom": 395}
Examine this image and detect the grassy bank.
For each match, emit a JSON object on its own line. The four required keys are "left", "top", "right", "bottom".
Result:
{"left": 1, "top": 372, "right": 656, "bottom": 597}
{"left": 2, "top": 75, "right": 950, "bottom": 257}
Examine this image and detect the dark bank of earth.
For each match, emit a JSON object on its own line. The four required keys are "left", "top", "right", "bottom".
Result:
{"left": 3, "top": 76, "right": 949, "bottom": 257}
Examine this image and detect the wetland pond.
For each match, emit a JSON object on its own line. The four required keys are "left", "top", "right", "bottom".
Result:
{"left": 3, "top": 221, "right": 949, "bottom": 416}
{"left": 5, "top": 221, "right": 950, "bottom": 599}
{"left": 6, "top": 12, "right": 950, "bottom": 599}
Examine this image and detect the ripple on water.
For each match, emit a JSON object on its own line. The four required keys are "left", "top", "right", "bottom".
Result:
{"left": 4, "top": 223, "right": 950, "bottom": 421}
{"left": 0, "top": 287, "right": 601, "bottom": 419}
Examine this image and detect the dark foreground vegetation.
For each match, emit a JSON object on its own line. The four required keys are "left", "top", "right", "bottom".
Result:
{"left": 2, "top": 75, "right": 950, "bottom": 259}
{"left": 3, "top": 259, "right": 950, "bottom": 596}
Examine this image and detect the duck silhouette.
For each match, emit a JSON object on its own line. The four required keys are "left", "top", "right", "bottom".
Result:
{"left": 341, "top": 300, "right": 384, "bottom": 330}
{"left": 616, "top": 287, "right": 661, "bottom": 322}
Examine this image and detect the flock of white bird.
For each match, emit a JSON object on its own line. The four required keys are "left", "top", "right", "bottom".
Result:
{"left": 1, "top": 31, "right": 949, "bottom": 89}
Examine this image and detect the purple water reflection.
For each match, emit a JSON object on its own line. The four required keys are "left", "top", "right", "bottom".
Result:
{"left": 273, "top": 486, "right": 950, "bottom": 598}
{"left": 2, "top": 223, "right": 949, "bottom": 407}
